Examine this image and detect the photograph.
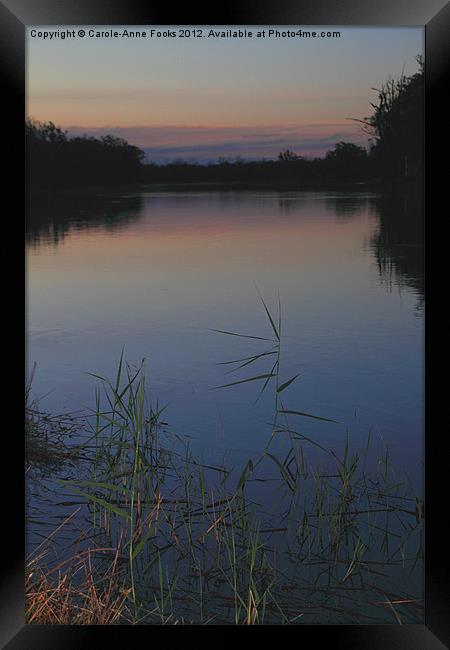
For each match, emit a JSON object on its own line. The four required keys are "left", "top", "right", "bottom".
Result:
{"left": 23, "top": 23, "right": 429, "bottom": 628}
{"left": 1, "top": 0, "right": 449, "bottom": 642}
{"left": 0, "top": 0, "right": 444, "bottom": 642}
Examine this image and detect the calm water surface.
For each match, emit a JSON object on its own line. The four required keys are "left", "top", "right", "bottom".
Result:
{"left": 27, "top": 190, "right": 423, "bottom": 480}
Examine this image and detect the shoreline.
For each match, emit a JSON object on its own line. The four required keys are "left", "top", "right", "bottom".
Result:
{"left": 28, "top": 180, "right": 382, "bottom": 200}
{"left": 27, "top": 177, "right": 423, "bottom": 199}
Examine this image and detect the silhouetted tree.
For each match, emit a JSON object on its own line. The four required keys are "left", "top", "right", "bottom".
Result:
{"left": 323, "top": 142, "right": 369, "bottom": 181}
{"left": 26, "top": 119, "right": 68, "bottom": 144}
{"left": 278, "top": 149, "right": 302, "bottom": 161}
{"left": 28, "top": 56, "right": 424, "bottom": 193}
{"left": 356, "top": 56, "right": 424, "bottom": 186}
{"left": 27, "top": 119, "right": 145, "bottom": 188}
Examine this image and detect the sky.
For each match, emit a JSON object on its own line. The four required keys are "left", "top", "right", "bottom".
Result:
{"left": 27, "top": 26, "right": 423, "bottom": 163}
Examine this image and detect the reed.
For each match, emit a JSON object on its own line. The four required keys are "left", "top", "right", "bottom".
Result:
{"left": 26, "top": 296, "right": 424, "bottom": 625}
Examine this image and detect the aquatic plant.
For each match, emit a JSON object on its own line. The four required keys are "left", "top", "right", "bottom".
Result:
{"left": 26, "top": 298, "right": 424, "bottom": 625}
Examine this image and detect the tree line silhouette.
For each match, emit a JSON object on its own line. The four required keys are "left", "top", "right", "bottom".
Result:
{"left": 27, "top": 58, "right": 423, "bottom": 192}
{"left": 355, "top": 55, "right": 423, "bottom": 194}
{"left": 26, "top": 120, "right": 145, "bottom": 187}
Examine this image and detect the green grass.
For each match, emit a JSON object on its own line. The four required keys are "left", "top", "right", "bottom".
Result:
{"left": 26, "top": 298, "right": 424, "bottom": 625}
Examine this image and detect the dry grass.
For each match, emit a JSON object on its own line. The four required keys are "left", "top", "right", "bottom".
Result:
{"left": 24, "top": 310, "right": 424, "bottom": 625}
{"left": 26, "top": 546, "right": 133, "bottom": 625}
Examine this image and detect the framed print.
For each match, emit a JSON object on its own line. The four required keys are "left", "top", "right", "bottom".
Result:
{"left": 2, "top": 0, "right": 449, "bottom": 646}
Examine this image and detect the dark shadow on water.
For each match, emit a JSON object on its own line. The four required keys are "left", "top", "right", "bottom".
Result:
{"left": 26, "top": 188, "right": 424, "bottom": 306}
{"left": 276, "top": 192, "right": 372, "bottom": 216}
{"left": 26, "top": 190, "right": 145, "bottom": 248}
{"left": 325, "top": 193, "right": 373, "bottom": 220}
{"left": 369, "top": 194, "right": 424, "bottom": 301}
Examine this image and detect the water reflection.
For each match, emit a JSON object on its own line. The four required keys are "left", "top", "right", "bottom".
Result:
{"left": 26, "top": 190, "right": 145, "bottom": 248}
{"left": 27, "top": 190, "right": 424, "bottom": 305}
{"left": 27, "top": 190, "right": 423, "bottom": 475}
{"left": 325, "top": 193, "right": 372, "bottom": 220}
{"left": 369, "top": 195, "right": 424, "bottom": 299}
{"left": 26, "top": 189, "right": 424, "bottom": 624}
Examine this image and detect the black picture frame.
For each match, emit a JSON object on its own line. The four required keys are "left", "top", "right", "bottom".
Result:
{"left": 3, "top": 0, "right": 449, "bottom": 646}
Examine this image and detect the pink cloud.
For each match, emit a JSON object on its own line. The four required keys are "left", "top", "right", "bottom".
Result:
{"left": 62, "top": 123, "right": 369, "bottom": 162}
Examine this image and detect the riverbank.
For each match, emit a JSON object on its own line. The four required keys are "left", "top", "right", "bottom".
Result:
{"left": 27, "top": 176, "right": 423, "bottom": 206}
{"left": 28, "top": 179, "right": 379, "bottom": 198}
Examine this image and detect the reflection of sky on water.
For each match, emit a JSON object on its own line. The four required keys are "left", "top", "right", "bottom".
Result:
{"left": 27, "top": 191, "right": 423, "bottom": 485}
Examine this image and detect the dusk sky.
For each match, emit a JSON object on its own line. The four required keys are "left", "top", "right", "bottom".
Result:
{"left": 27, "top": 26, "right": 423, "bottom": 163}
